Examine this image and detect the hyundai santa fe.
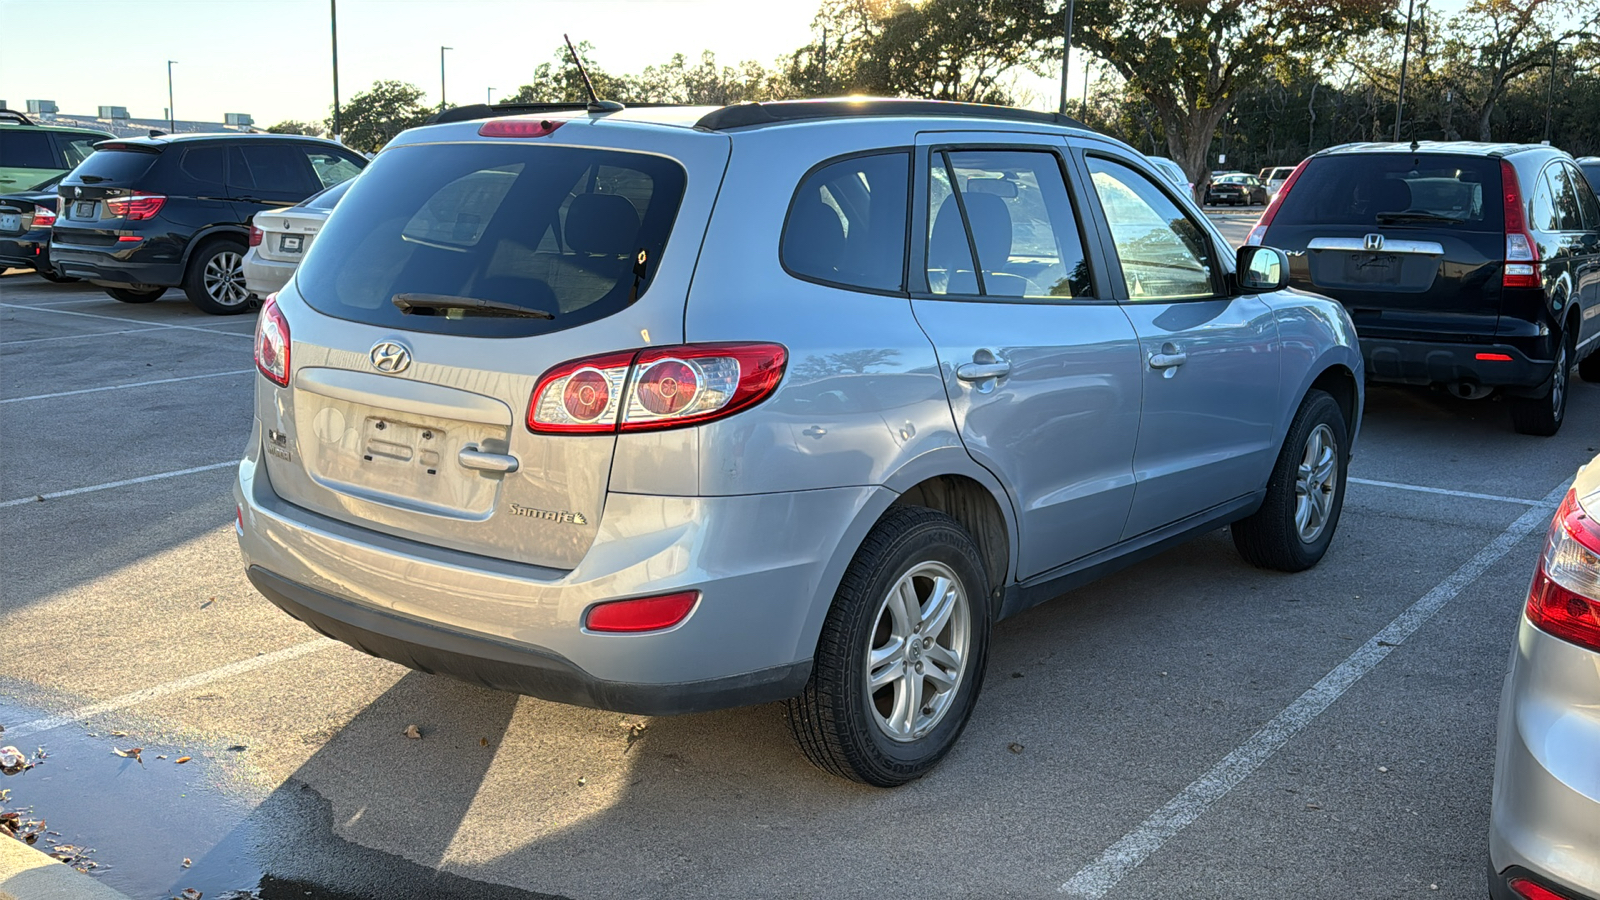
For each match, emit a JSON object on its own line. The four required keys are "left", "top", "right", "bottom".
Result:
{"left": 236, "top": 98, "right": 1364, "bottom": 785}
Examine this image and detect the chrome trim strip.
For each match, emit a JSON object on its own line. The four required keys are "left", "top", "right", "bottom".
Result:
{"left": 1307, "top": 237, "right": 1445, "bottom": 255}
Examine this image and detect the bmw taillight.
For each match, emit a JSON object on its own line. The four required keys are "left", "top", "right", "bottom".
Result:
{"left": 31, "top": 205, "right": 57, "bottom": 228}
{"left": 254, "top": 294, "right": 290, "bottom": 387}
{"left": 527, "top": 343, "right": 788, "bottom": 434}
{"left": 249, "top": 225, "right": 263, "bottom": 247}
{"left": 1501, "top": 160, "right": 1541, "bottom": 289}
{"left": 104, "top": 191, "right": 166, "bottom": 221}
{"left": 1245, "top": 158, "right": 1308, "bottom": 247}
{"left": 1526, "top": 488, "right": 1600, "bottom": 653}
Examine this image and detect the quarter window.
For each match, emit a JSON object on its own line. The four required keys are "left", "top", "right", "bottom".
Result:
{"left": 1546, "top": 164, "right": 1586, "bottom": 232}
{"left": 782, "top": 152, "right": 909, "bottom": 292}
{"left": 1086, "top": 156, "right": 1217, "bottom": 301}
{"left": 1567, "top": 162, "right": 1600, "bottom": 230}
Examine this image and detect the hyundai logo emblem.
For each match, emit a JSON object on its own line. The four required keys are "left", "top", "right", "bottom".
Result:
{"left": 370, "top": 341, "right": 412, "bottom": 374}
{"left": 1363, "top": 233, "right": 1384, "bottom": 251}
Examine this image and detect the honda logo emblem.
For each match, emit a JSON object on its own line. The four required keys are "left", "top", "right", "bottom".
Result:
{"left": 1363, "top": 233, "right": 1384, "bottom": 251}
{"left": 369, "top": 341, "right": 412, "bottom": 374}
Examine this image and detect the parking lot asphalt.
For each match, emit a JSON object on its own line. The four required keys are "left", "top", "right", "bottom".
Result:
{"left": 1, "top": 260, "right": 1596, "bottom": 900}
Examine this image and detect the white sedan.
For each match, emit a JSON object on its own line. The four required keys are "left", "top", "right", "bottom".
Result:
{"left": 243, "top": 179, "right": 352, "bottom": 299}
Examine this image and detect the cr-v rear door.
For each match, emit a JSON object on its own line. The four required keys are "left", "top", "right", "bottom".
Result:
{"left": 1263, "top": 153, "right": 1506, "bottom": 342}
{"left": 909, "top": 132, "right": 1143, "bottom": 577}
{"left": 259, "top": 124, "right": 728, "bottom": 570}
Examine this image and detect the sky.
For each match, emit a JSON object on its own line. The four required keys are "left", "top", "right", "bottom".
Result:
{"left": 0, "top": 0, "right": 1485, "bottom": 128}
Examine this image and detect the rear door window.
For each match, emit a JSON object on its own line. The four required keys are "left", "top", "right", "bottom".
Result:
{"left": 1086, "top": 156, "right": 1217, "bottom": 301}
{"left": 180, "top": 146, "right": 226, "bottom": 185}
{"left": 1546, "top": 164, "right": 1586, "bottom": 232}
{"left": 0, "top": 130, "right": 58, "bottom": 169}
{"left": 1567, "top": 162, "right": 1600, "bottom": 230}
{"left": 294, "top": 142, "right": 687, "bottom": 337}
{"left": 228, "top": 144, "right": 320, "bottom": 201}
{"left": 1272, "top": 154, "right": 1501, "bottom": 231}
{"left": 782, "top": 152, "right": 908, "bottom": 292}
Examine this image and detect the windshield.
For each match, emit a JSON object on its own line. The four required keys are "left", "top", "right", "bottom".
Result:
{"left": 294, "top": 141, "right": 687, "bottom": 338}
{"left": 1273, "top": 154, "right": 1501, "bottom": 230}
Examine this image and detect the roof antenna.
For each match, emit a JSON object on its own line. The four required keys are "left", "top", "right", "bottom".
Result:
{"left": 564, "top": 34, "right": 624, "bottom": 114}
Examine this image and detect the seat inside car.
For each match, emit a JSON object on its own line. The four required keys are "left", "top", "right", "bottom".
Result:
{"left": 929, "top": 194, "right": 1037, "bottom": 296}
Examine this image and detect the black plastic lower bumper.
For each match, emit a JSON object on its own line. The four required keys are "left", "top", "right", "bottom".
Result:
{"left": 1360, "top": 337, "right": 1551, "bottom": 390}
{"left": 247, "top": 566, "right": 812, "bottom": 716}
{"left": 50, "top": 244, "right": 183, "bottom": 287}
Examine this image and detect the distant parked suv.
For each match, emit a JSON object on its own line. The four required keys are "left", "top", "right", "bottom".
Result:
{"left": 1248, "top": 141, "right": 1600, "bottom": 435}
{"left": 0, "top": 109, "right": 111, "bottom": 193}
{"left": 51, "top": 133, "right": 366, "bottom": 314}
{"left": 237, "top": 98, "right": 1363, "bottom": 786}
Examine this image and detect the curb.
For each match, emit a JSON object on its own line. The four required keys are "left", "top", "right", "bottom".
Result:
{"left": 0, "top": 838, "right": 133, "bottom": 900}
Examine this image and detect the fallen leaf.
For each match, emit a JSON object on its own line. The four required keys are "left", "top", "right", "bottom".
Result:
{"left": 175, "top": 756, "right": 192, "bottom": 765}
{"left": 1, "top": 746, "right": 32, "bottom": 775}
{"left": 577, "top": 776, "right": 587, "bottom": 786}
{"left": 110, "top": 731, "right": 128, "bottom": 738}
{"left": 1007, "top": 742, "right": 1024, "bottom": 754}
{"left": 479, "top": 738, "right": 488, "bottom": 747}
{"left": 403, "top": 725, "right": 421, "bottom": 739}
{"left": 182, "top": 858, "right": 192, "bottom": 868}
{"left": 224, "top": 745, "right": 246, "bottom": 752}
{"left": 181, "top": 889, "right": 203, "bottom": 900}
{"left": 112, "top": 747, "right": 145, "bottom": 766}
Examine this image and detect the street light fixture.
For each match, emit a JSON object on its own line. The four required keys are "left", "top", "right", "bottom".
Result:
{"left": 166, "top": 60, "right": 177, "bottom": 133}
{"left": 440, "top": 46, "right": 452, "bottom": 113}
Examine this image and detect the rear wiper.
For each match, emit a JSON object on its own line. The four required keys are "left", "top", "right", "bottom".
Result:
{"left": 391, "top": 293, "right": 553, "bottom": 319}
{"left": 1375, "top": 211, "right": 1465, "bottom": 224}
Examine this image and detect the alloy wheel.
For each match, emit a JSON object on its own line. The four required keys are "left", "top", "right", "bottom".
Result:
{"left": 864, "top": 561, "right": 970, "bottom": 742}
{"left": 1294, "top": 423, "right": 1338, "bottom": 544}
{"left": 203, "top": 250, "right": 250, "bottom": 308}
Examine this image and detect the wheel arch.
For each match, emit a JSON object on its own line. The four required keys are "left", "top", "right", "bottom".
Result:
{"left": 180, "top": 225, "right": 250, "bottom": 269}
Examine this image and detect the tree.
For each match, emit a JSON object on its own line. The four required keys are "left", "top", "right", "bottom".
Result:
{"left": 506, "top": 42, "right": 641, "bottom": 104}
{"left": 637, "top": 51, "right": 776, "bottom": 104}
{"left": 329, "top": 80, "right": 432, "bottom": 153}
{"left": 1073, "top": 0, "right": 1395, "bottom": 186}
{"left": 266, "top": 119, "right": 323, "bottom": 137}
{"left": 1436, "top": 0, "right": 1590, "bottom": 140}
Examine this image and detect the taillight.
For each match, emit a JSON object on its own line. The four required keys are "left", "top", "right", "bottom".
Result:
{"left": 254, "top": 293, "right": 290, "bottom": 387}
{"left": 1501, "top": 160, "right": 1541, "bottom": 289}
{"left": 584, "top": 591, "right": 700, "bottom": 633}
{"left": 527, "top": 343, "right": 788, "bottom": 434}
{"left": 31, "top": 206, "right": 56, "bottom": 228}
{"left": 105, "top": 191, "right": 166, "bottom": 221}
{"left": 480, "top": 119, "right": 564, "bottom": 138}
{"left": 1526, "top": 488, "right": 1600, "bottom": 652}
{"left": 1245, "top": 158, "right": 1308, "bottom": 246}
{"left": 248, "top": 225, "right": 263, "bottom": 247}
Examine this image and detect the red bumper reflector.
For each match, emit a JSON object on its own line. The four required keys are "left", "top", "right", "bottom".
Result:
{"left": 1509, "top": 876, "right": 1572, "bottom": 900}
{"left": 1475, "top": 353, "right": 1513, "bottom": 361}
{"left": 235, "top": 505, "right": 244, "bottom": 535}
{"left": 584, "top": 591, "right": 699, "bottom": 633}
{"left": 117, "top": 236, "right": 142, "bottom": 242}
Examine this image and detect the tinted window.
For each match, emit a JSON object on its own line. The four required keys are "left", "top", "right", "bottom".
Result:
{"left": 927, "top": 149, "right": 1091, "bottom": 299}
{"left": 228, "top": 144, "right": 318, "bottom": 195}
{"left": 1087, "top": 156, "right": 1216, "bottom": 301}
{"left": 295, "top": 142, "right": 687, "bottom": 337}
{"left": 304, "top": 149, "right": 363, "bottom": 189}
{"left": 1274, "top": 154, "right": 1502, "bottom": 230}
{"left": 0, "top": 130, "right": 59, "bottom": 168}
{"left": 1546, "top": 164, "right": 1585, "bottom": 232}
{"left": 304, "top": 179, "right": 352, "bottom": 211}
{"left": 64, "top": 148, "right": 159, "bottom": 184}
{"left": 180, "top": 146, "right": 225, "bottom": 184}
{"left": 1530, "top": 168, "right": 1560, "bottom": 232}
{"left": 1568, "top": 163, "right": 1600, "bottom": 230}
{"left": 1580, "top": 162, "right": 1600, "bottom": 200}
{"left": 782, "top": 152, "right": 908, "bottom": 291}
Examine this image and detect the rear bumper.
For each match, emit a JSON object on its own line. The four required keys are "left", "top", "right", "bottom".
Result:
{"left": 0, "top": 232, "right": 49, "bottom": 270}
{"left": 1359, "top": 337, "right": 1551, "bottom": 390}
{"left": 50, "top": 242, "right": 183, "bottom": 287}
{"left": 242, "top": 250, "right": 294, "bottom": 297}
{"left": 1488, "top": 617, "right": 1600, "bottom": 900}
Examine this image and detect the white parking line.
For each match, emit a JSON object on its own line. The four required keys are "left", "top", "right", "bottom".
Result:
{"left": 1, "top": 369, "right": 254, "bottom": 404}
{"left": 1058, "top": 479, "right": 1569, "bottom": 898}
{"left": 0, "top": 325, "right": 178, "bottom": 346}
{"left": 0, "top": 302, "right": 253, "bottom": 339}
{"left": 1349, "top": 476, "right": 1542, "bottom": 506}
{"left": 3, "top": 638, "right": 337, "bottom": 739}
{"left": 0, "top": 461, "right": 237, "bottom": 508}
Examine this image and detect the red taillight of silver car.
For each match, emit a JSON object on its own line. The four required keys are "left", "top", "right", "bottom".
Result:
{"left": 254, "top": 294, "right": 290, "bottom": 387}
{"left": 528, "top": 343, "right": 787, "bottom": 434}
{"left": 1526, "top": 488, "right": 1600, "bottom": 652}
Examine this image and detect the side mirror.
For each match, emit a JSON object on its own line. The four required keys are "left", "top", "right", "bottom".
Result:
{"left": 1237, "top": 245, "right": 1289, "bottom": 292}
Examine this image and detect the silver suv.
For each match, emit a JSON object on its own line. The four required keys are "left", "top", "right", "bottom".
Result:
{"left": 237, "top": 99, "right": 1364, "bottom": 786}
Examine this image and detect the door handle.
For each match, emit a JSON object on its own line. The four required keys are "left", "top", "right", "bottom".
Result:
{"left": 956, "top": 361, "right": 1012, "bottom": 382}
{"left": 1149, "top": 346, "right": 1187, "bottom": 369}
{"left": 458, "top": 445, "right": 519, "bottom": 474}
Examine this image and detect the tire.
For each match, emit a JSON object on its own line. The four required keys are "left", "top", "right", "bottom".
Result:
{"left": 1509, "top": 335, "right": 1571, "bottom": 436}
{"left": 182, "top": 238, "right": 252, "bottom": 315}
{"left": 105, "top": 286, "right": 165, "bottom": 303}
{"left": 784, "top": 506, "right": 991, "bottom": 787}
{"left": 1232, "top": 389, "right": 1349, "bottom": 572}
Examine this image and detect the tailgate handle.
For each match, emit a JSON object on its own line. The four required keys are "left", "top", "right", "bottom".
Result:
{"left": 458, "top": 445, "right": 519, "bottom": 474}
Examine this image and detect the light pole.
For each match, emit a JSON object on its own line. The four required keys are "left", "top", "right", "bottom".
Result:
{"left": 1059, "top": 0, "right": 1075, "bottom": 117}
{"left": 1393, "top": 0, "right": 1416, "bottom": 141}
{"left": 440, "top": 46, "right": 452, "bottom": 113}
{"left": 487, "top": 87, "right": 496, "bottom": 106}
{"left": 331, "top": 0, "right": 341, "bottom": 142}
{"left": 1543, "top": 40, "right": 1558, "bottom": 143}
{"left": 166, "top": 60, "right": 177, "bottom": 132}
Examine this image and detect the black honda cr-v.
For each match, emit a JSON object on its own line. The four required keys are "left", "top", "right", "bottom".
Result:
{"left": 51, "top": 133, "right": 365, "bottom": 314}
{"left": 1248, "top": 141, "right": 1600, "bottom": 435}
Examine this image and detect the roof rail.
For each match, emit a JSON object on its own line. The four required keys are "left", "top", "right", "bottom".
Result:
{"left": 427, "top": 101, "right": 690, "bottom": 126}
{"left": 0, "top": 108, "right": 38, "bottom": 126}
{"left": 693, "top": 99, "right": 1089, "bottom": 132}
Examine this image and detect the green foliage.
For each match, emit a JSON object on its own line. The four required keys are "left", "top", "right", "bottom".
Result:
{"left": 265, "top": 119, "right": 323, "bottom": 137}
{"left": 329, "top": 80, "right": 433, "bottom": 153}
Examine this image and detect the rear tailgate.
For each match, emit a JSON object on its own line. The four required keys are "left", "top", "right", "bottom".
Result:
{"left": 253, "top": 207, "right": 328, "bottom": 263}
{"left": 54, "top": 144, "right": 163, "bottom": 244}
{"left": 258, "top": 120, "right": 730, "bottom": 570}
{"left": 1265, "top": 153, "right": 1505, "bottom": 340}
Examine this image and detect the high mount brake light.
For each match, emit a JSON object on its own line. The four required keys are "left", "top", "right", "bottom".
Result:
{"left": 1525, "top": 489, "right": 1600, "bottom": 653}
{"left": 1501, "top": 160, "right": 1541, "bottom": 289}
{"left": 479, "top": 119, "right": 564, "bottom": 138}
{"left": 254, "top": 294, "right": 290, "bottom": 387}
{"left": 527, "top": 343, "right": 788, "bottom": 434}
{"left": 105, "top": 191, "right": 165, "bottom": 221}
{"left": 1245, "top": 158, "right": 1308, "bottom": 247}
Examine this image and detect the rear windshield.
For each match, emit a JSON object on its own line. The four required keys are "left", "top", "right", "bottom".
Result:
{"left": 303, "top": 179, "right": 352, "bottom": 211}
{"left": 294, "top": 142, "right": 687, "bottom": 337}
{"left": 65, "top": 148, "right": 159, "bottom": 185}
{"left": 1274, "top": 154, "right": 1502, "bottom": 230}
